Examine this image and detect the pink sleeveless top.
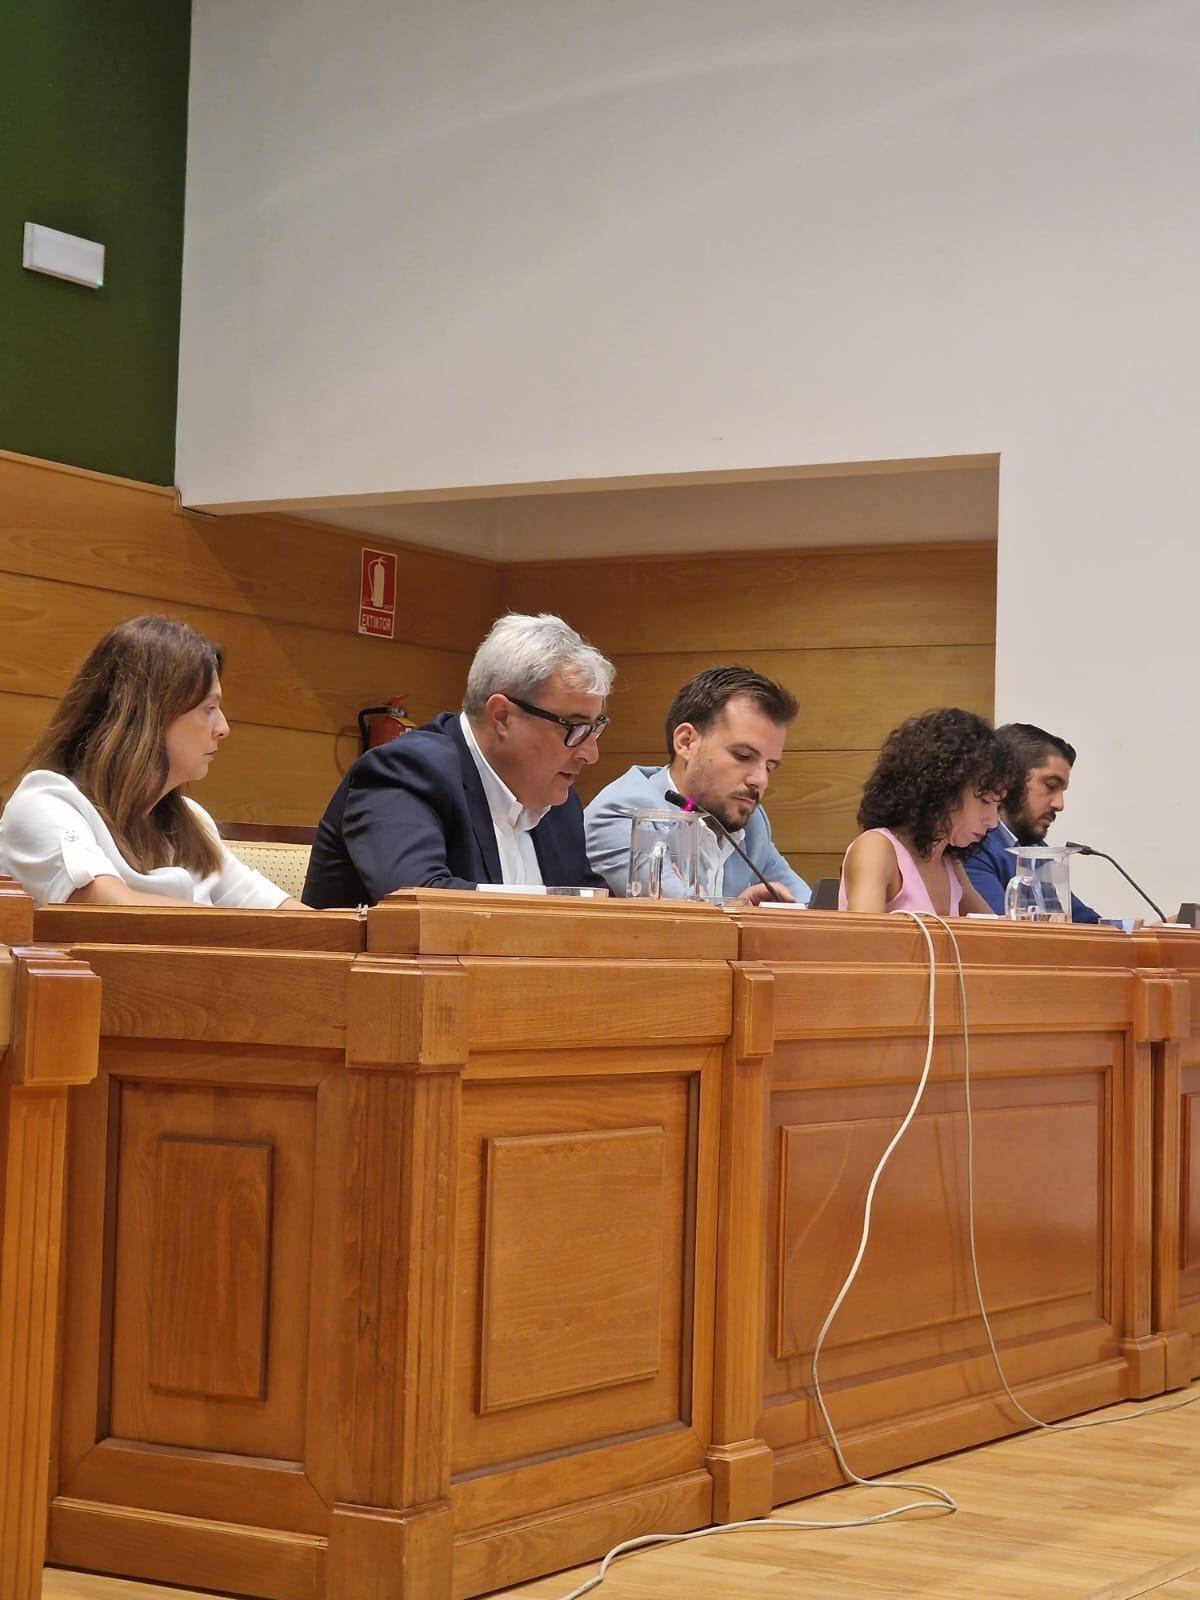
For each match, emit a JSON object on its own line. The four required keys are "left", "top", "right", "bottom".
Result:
{"left": 838, "top": 827, "right": 963, "bottom": 916}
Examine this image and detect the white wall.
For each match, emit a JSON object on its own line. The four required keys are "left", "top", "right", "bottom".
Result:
{"left": 179, "top": 0, "right": 1200, "bottom": 913}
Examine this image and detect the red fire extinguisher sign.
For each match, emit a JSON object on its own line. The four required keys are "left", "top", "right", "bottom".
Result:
{"left": 359, "top": 548, "right": 397, "bottom": 638}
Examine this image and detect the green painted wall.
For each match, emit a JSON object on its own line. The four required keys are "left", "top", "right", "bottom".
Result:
{"left": 0, "top": 0, "right": 191, "bottom": 485}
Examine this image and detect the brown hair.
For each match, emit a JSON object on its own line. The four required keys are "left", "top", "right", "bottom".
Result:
{"left": 664, "top": 665, "right": 799, "bottom": 760}
{"left": 27, "top": 615, "right": 225, "bottom": 876}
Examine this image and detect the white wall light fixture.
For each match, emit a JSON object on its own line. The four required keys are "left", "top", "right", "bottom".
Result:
{"left": 23, "top": 222, "right": 105, "bottom": 288}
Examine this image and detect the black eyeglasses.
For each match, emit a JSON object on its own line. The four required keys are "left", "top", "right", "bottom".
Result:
{"left": 506, "top": 696, "right": 609, "bottom": 749}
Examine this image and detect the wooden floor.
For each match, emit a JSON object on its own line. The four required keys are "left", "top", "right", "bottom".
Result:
{"left": 43, "top": 1383, "right": 1200, "bottom": 1600}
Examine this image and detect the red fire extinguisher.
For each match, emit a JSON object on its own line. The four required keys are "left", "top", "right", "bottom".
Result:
{"left": 357, "top": 696, "right": 418, "bottom": 752}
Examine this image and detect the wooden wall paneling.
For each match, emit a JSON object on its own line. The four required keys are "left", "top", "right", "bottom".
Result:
{"left": 0, "top": 569, "right": 470, "bottom": 739}
{"left": 506, "top": 543, "right": 996, "bottom": 902}
{"left": 1, "top": 691, "right": 370, "bottom": 831}
{"left": 0, "top": 451, "right": 494, "bottom": 830}
{"left": 598, "top": 648, "right": 995, "bottom": 755}
{"left": 0, "top": 937, "right": 100, "bottom": 1600}
{"left": 783, "top": 853, "right": 845, "bottom": 888}
{"left": 0, "top": 452, "right": 996, "bottom": 858}
{"left": 0, "top": 450, "right": 501, "bottom": 650}
{"left": 501, "top": 543, "right": 997, "bottom": 655}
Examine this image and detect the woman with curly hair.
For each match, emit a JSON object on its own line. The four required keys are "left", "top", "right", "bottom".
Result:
{"left": 839, "top": 708, "right": 1019, "bottom": 916}
{"left": 0, "top": 615, "right": 307, "bottom": 909}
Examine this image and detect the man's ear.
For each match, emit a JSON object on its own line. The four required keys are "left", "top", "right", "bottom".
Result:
{"left": 673, "top": 721, "right": 699, "bottom": 760}
{"left": 483, "top": 693, "right": 514, "bottom": 741}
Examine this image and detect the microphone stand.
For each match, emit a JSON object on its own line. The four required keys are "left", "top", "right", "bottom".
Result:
{"left": 664, "top": 789, "right": 785, "bottom": 903}
{"left": 1065, "top": 842, "right": 1167, "bottom": 922}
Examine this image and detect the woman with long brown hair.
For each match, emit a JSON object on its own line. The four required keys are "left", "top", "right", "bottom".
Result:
{"left": 0, "top": 615, "right": 305, "bottom": 908}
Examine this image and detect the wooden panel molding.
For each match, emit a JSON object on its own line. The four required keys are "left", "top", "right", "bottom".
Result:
{"left": 148, "top": 1136, "right": 274, "bottom": 1402}
{"left": 109, "top": 1080, "right": 316, "bottom": 1461}
{"left": 452, "top": 1073, "right": 698, "bottom": 1480}
{"left": 479, "top": 1126, "right": 666, "bottom": 1412}
{"left": 773, "top": 1089, "right": 1103, "bottom": 1366}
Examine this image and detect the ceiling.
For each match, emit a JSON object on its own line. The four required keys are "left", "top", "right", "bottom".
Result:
{"left": 277, "top": 454, "right": 1000, "bottom": 563}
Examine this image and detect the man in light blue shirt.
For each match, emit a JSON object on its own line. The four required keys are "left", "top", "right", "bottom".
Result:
{"left": 585, "top": 665, "right": 809, "bottom": 904}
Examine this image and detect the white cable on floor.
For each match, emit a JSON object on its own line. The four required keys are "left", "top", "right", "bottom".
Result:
{"left": 546, "top": 909, "right": 1200, "bottom": 1599}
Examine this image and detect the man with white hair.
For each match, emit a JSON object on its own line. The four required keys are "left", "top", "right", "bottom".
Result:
{"left": 303, "top": 613, "right": 614, "bottom": 906}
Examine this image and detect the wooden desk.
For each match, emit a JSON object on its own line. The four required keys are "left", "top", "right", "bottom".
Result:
{"left": 0, "top": 887, "right": 99, "bottom": 1600}
{"left": 39, "top": 899, "right": 1194, "bottom": 1598}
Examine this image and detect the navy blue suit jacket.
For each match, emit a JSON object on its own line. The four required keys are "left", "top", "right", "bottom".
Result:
{"left": 302, "top": 712, "right": 605, "bottom": 907}
{"left": 963, "top": 824, "right": 1100, "bottom": 923}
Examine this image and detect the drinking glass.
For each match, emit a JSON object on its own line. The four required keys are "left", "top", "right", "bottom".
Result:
{"left": 628, "top": 810, "right": 705, "bottom": 900}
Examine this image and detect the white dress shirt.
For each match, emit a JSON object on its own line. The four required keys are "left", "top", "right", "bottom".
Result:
{"left": 696, "top": 819, "right": 737, "bottom": 899}
{"left": 0, "top": 770, "right": 290, "bottom": 909}
{"left": 458, "top": 713, "right": 548, "bottom": 887}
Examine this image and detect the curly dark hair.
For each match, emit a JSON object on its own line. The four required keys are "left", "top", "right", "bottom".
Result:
{"left": 857, "top": 708, "right": 1020, "bottom": 857}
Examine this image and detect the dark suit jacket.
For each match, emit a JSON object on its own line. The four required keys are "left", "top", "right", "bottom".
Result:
{"left": 963, "top": 824, "right": 1100, "bottom": 923}
{"left": 302, "top": 711, "right": 605, "bottom": 907}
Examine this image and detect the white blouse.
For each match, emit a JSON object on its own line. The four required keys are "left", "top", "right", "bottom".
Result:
{"left": 0, "top": 771, "right": 290, "bottom": 910}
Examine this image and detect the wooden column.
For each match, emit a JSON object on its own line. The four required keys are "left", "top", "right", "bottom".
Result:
{"left": 1122, "top": 972, "right": 1191, "bottom": 1395}
{"left": 0, "top": 878, "right": 34, "bottom": 944}
{"left": 1135, "top": 969, "right": 1193, "bottom": 1389}
{"left": 326, "top": 957, "right": 467, "bottom": 1600}
{"left": 0, "top": 943, "right": 100, "bottom": 1600}
{"left": 707, "top": 964, "right": 775, "bottom": 1523}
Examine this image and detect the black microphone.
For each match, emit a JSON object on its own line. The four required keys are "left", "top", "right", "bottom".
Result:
{"left": 664, "top": 789, "right": 786, "bottom": 903}
{"left": 1065, "top": 842, "right": 1167, "bottom": 922}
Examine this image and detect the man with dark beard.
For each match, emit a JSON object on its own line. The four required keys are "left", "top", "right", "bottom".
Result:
{"left": 963, "top": 722, "right": 1100, "bottom": 922}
